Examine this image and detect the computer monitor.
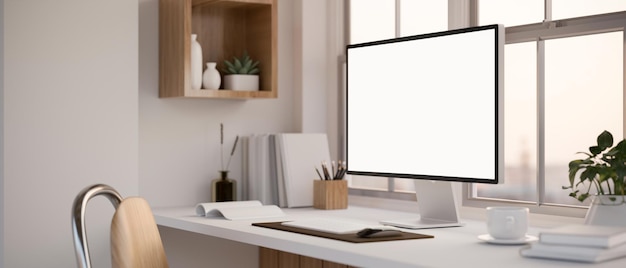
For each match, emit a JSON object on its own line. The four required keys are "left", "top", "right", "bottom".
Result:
{"left": 346, "top": 24, "right": 504, "bottom": 229}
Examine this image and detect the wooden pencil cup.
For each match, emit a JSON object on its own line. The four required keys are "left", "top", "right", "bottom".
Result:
{"left": 313, "top": 180, "right": 348, "bottom": 210}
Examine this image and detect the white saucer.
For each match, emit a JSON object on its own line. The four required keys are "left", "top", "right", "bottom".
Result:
{"left": 477, "top": 234, "right": 538, "bottom": 245}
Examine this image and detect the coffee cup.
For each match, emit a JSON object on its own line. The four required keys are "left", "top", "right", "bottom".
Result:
{"left": 486, "top": 207, "right": 528, "bottom": 240}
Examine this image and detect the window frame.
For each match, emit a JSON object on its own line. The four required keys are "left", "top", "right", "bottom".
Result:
{"left": 464, "top": 9, "right": 626, "bottom": 216}
{"left": 342, "top": 0, "right": 626, "bottom": 217}
{"left": 345, "top": 0, "right": 456, "bottom": 203}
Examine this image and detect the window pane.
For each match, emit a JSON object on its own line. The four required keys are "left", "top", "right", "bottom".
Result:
{"left": 350, "top": 0, "right": 396, "bottom": 44}
{"left": 394, "top": 177, "right": 416, "bottom": 192}
{"left": 349, "top": 175, "right": 389, "bottom": 190}
{"left": 553, "top": 0, "right": 626, "bottom": 20}
{"left": 544, "top": 32, "right": 624, "bottom": 205}
{"left": 349, "top": 0, "right": 395, "bottom": 191}
{"left": 399, "top": 0, "right": 447, "bottom": 36}
{"left": 479, "top": 0, "right": 544, "bottom": 27}
{"left": 476, "top": 42, "right": 538, "bottom": 201}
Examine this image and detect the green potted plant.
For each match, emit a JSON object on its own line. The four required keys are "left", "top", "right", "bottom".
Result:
{"left": 222, "top": 51, "right": 260, "bottom": 91}
{"left": 566, "top": 130, "right": 626, "bottom": 226}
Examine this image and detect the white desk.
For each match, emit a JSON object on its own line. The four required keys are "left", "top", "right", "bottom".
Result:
{"left": 153, "top": 205, "right": 626, "bottom": 268}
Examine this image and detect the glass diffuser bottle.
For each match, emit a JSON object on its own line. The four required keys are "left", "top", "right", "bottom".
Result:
{"left": 212, "top": 170, "right": 236, "bottom": 202}
{"left": 214, "top": 123, "right": 239, "bottom": 202}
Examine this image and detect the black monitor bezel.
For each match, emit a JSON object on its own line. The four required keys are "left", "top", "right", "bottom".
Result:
{"left": 345, "top": 24, "right": 502, "bottom": 185}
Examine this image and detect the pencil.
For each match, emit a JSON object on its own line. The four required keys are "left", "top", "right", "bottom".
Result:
{"left": 321, "top": 161, "right": 331, "bottom": 180}
{"left": 333, "top": 161, "right": 341, "bottom": 180}
{"left": 315, "top": 167, "right": 324, "bottom": 180}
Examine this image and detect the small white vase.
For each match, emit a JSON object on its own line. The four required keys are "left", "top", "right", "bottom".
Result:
{"left": 190, "top": 34, "right": 203, "bottom": 90}
{"left": 584, "top": 195, "right": 626, "bottom": 227}
{"left": 202, "top": 62, "right": 221, "bottom": 90}
{"left": 224, "top": 74, "right": 259, "bottom": 91}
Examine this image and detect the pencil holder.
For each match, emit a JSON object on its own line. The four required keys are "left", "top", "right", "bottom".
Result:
{"left": 313, "top": 180, "right": 348, "bottom": 210}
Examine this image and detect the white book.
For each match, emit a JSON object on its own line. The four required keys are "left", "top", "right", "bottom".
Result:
{"left": 195, "top": 200, "right": 285, "bottom": 220}
{"left": 273, "top": 134, "right": 288, "bottom": 207}
{"left": 267, "top": 135, "right": 279, "bottom": 206}
{"left": 520, "top": 242, "right": 626, "bottom": 263}
{"left": 243, "top": 134, "right": 280, "bottom": 206}
{"left": 241, "top": 136, "right": 251, "bottom": 200}
{"left": 277, "top": 133, "right": 332, "bottom": 208}
{"left": 539, "top": 224, "right": 626, "bottom": 248}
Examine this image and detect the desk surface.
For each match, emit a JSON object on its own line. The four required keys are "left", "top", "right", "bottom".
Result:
{"left": 153, "top": 205, "right": 626, "bottom": 268}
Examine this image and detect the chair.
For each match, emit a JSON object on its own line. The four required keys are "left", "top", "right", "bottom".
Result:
{"left": 71, "top": 184, "right": 169, "bottom": 268}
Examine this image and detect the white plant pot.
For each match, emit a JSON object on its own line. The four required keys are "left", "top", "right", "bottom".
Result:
{"left": 224, "top": 74, "right": 259, "bottom": 91}
{"left": 584, "top": 195, "right": 626, "bottom": 227}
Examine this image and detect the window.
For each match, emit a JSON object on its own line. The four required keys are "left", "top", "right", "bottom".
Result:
{"left": 346, "top": 0, "right": 626, "bottom": 215}
{"left": 469, "top": 1, "right": 626, "bottom": 213}
{"left": 347, "top": 0, "right": 448, "bottom": 198}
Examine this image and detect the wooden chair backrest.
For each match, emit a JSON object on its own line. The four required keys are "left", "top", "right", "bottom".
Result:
{"left": 111, "top": 197, "right": 169, "bottom": 268}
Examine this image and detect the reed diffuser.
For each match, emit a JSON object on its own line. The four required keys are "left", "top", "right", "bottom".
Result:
{"left": 212, "top": 123, "right": 239, "bottom": 202}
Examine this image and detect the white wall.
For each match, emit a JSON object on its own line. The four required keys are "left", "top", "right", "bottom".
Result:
{"left": 137, "top": 0, "right": 343, "bottom": 215}
{"left": 0, "top": 0, "right": 5, "bottom": 265}
{"left": 138, "top": 0, "right": 296, "bottom": 208}
{"left": 138, "top": 0, "right": 340, "bottom": 266}
{"left": 1, "top": 0, "right": 339, "bottom": 267}
{"left": 1, "top": 0, "right": 138, "bottom": 267}
{"left": 138, "top": 0, "right": 296, "bottom": 265}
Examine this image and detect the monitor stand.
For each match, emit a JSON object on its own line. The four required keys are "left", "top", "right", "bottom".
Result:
{"left": 380, "top": 180, "right": 464, "bottom": 229}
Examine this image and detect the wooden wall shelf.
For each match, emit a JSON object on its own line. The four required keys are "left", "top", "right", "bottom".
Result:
{"left": 159, "top": 0, "right": 277, "bottom": 99}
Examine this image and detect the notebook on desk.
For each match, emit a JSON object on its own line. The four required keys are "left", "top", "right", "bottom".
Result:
{"left": 280, "top": 218, "right": 373, "bottom": 234}
{"left": 195, "top": 201, "right": 285, "bottom": 220}
{"left": 253, "top": 221, "right": 434, "bottom": 243}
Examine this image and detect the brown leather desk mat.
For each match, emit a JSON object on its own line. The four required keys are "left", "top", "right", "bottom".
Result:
{"left": 252, "top": 221, "right": 434, "bottom": 243}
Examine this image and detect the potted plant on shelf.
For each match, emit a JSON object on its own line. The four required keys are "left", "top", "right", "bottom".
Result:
{"left": 223, "top": 52, "right": 260, "bottom": 91}
{"left": 565, "top": 130, "right": 626, "bottom": 226}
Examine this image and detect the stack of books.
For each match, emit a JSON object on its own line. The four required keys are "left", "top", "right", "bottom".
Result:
{"left": 242, "top": 133, "right": 332, "bottom": 208}
{"left": 520, "top": 224, "right": 626, "bottom": 263}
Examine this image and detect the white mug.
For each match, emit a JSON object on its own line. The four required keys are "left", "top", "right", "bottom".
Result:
{"left": 486, "top": 207, "right": 528, "bottom": 240}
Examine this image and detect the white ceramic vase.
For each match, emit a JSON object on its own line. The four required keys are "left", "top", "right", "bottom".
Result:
{"left": 190, "top": 34, "right": 203, "bottom": 90}
{"left": 202, "top": 62, "right": 221, "bottom": 90}
{"left": 584, "top": 195, "right": 626, "bottom": 226}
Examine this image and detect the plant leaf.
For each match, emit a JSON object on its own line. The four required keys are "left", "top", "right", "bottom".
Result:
{"left": 615, "top": 139, "right": 626, "bottom": 150}
{"left": 568, "top": 159, "right": 584, "bottom": 169}
{"left": 581, "top": 168, "right": 597, "bottom": 182}
{"left": 241, "top": 59, "right": 252, "bottom": 74}
{"left": 590, "top": 146, "right": 603, "bottom": 155}
{"left": 578, "top": 193, "right": 590, "bottom": 202}
{"left": 569, "top": 166, "right": 580, "bottom": 187}
{"left": 597, "top": 130, "right": 613, "bottom": 150}
{"left": 224, "top": 60, "right": 236, "bottom": 74}
{"left": 597, "top": 172, "right": 611, "bottom": 183}
{"left": 605, "top": 148, "right": 619, "bottom": 156}
{"left": 222, "top": 52, "right": 260, "bottom": 75}
{"left": 224, "top": 60, "right": 235, "bottom": 69}
{"left": 234, "top": 58, "right": 243, "bottom": 72}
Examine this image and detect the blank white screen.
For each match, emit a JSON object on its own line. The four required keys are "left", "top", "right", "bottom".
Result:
{"left": 347, "top": 28, "right": 498, "bottom": 181}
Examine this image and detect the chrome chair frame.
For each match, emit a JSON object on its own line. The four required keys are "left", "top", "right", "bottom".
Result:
{"left": 71, "top": 184, "right": 123, "bottom": 268}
